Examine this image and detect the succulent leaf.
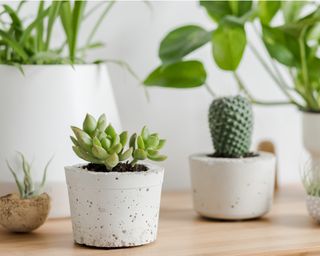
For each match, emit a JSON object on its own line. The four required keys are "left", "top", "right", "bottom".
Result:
{"left": 129, "top": 133, "right": 137, "bottom": 149}
{"left": 101, "top": 137, "right": 111, "bottom": 150}
{"left": 92, "top": 136, "right": 101, "bottom": 147}
{"left": 97, "top": 114, "right": 107, "bottom": 131}
{"left": 147, "top": 135, "right": 159, "bottom": 148}
{"left": 147, "top": 149, "right": 158, "bottom": 156}
{"left": 156, "top": 139, "right": 166, "bottom": 150}
{"left": 106, "top": 124, "right": 116, "bottom": 139}
{"left": 133, "top": 148, "right": 147, "bottom": 160}
{"left": 71, "top": 126, "right": 92, "bottom": 150}
{"left": 83, "top": 114, "right": 97, "bottom": 135}
{"left": 105, "top": 153, "right": 119, "bottom": 170}
{"left": 119, "top": 131, "right": 128, "bottom": 146}
{"left": 92, "top": 144, "right": 109, "bottom": 159}
{"left": 70, "top": 136, "right": 79, "bottom": 146}
{"left": 109, "top": 143, "right": 122, "bottom": 154}
{"left": 137, "top": 135, "right": 145, "bottom": 149}
{"left": 141, "top": 126, "right": 149, "bottom": 141}
{"left": 119, "top": 147, "right": 133, "bottom": 161}
{"left": 147, "top": 154, "right": 167, "bottom": 161}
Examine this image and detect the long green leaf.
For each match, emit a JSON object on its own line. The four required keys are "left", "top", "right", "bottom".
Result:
{"left": 60, "top": 1, "right": 72, "bottom": 50}
{"left": 0, "top": 29, "right": 28, "bottom": 61}
{"left": 45, "top": 1, "right": 61, "bottom": 50}
{"left": 39, "top": 156, "right": 53, "bottom": 193}
{"left": 70, "top": 1, "right": 86, "bottom": 63}
{"left": 19, "top": 6, "right": 50, "bottom": 46}
{"left": 36, "top": 1, "right": 45, "bottom": 52}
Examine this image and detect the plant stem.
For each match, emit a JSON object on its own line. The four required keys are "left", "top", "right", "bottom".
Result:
{"left": 233, "top": 72, "right": 292, "bottom": 106}
{"left": 204, "top": 83, "right": 216, "bottom": 98}
{"left": 299, "top": 27, "right": 319, "bottom": 109}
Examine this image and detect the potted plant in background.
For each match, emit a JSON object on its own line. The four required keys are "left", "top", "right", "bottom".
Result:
{"left": 0, "top": 1, "right": 139, "bottom": 218}
{"left": 302, "top": 162, "right": 320, "bottom": 223}
{"left": 65, "top": 113, "right": 167, "bottom": 247}
{"left": 144, "top": 1, "right": 320, "bottom": 178}
{"left": 0, "top": 152, "right": 51, "bottom": 232}
{"left": 189, "top": 95, "right": 275, "bottom": 220}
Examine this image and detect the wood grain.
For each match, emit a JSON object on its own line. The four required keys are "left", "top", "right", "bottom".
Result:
{"left": 1, "top": 185, "right": 320, "bottom": 256}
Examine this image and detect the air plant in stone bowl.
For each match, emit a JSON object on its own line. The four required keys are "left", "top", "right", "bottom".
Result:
{"left": 189, "top": 95, "right": 276, "bottom": 220}
{"left": 302, "top": 162, "right": 320, "bottom": 223}
{"left": 65, "top": 113, "right": 167, "bottom": 248}
{"left": 0, "top": 153, "right": 51, "bottom": 232}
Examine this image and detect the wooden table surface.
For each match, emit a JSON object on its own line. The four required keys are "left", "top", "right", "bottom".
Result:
{"left": 1, "top": 185, "right": 320, "bottom": 256}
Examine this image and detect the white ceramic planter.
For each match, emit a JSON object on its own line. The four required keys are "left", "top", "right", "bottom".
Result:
{"left": 306, "top": 195, "right": 320, "bottom": 223}
{"left": 302, "top": 112, "right": 320, "bottom": 173}
{"left": 65, "top": 163, "right": 164, "bottom": 248}
{"left": 0, "top": 64, "right": 121, "bottom": 218}
{"left": 189, "top": 152, "right": 276, "bottom": 220}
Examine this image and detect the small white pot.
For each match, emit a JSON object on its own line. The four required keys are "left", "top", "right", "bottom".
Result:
{"left": 65, "top": 163, "right": 164, "bottom": 248}
{"left": 306, "top": 195, "right": 320, "bottom": 223}
{"left": 189, "top": 152, "right": 276, "bottom": 220}
{"left": 302, "top": 111, "right": 320, "bottom": 169}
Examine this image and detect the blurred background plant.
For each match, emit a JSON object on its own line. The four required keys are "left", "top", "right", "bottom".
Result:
{"left": 6, "top": 152, "right": 52, "bottom": 199}
{"left": 144, "top": 0, "right": 320, "bottom": 112}
{"left": 302, "top": 160, "right": 320, "bottom": 197}
{"left": 0, "top": 0, "right": 119, "bottom": 65}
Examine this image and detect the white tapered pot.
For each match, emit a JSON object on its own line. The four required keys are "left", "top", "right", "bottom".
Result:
{"left": 0, "top": 64, "right": 121, "bottom": 218}
{"left": 189, "top": 152, "right": 276, "bottom": 220}
{"left": 302, "top": 112, "right": 320, "bottom": 173}
{"left": 65, "top": 163, "right": 164, "bottom": 248}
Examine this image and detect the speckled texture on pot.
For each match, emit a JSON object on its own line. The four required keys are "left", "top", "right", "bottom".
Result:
{"left": 306, "top": 195, "right": 320, "bottom": 223}
{"left": 189, "top": 152, "right": 276, "bottom": 220}
{"left": 65, "top": 163, "right": 164, "bottom": 248}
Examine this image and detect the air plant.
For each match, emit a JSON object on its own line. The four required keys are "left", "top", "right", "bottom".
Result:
{"left": 6, "top": 152, "right": 52, "bottom": 199}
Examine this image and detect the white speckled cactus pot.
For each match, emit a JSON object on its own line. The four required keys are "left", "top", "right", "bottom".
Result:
{"left": 189, "top": 152, "right": 276, "bottom": 220}
{"left": 306, "top": 195, "right": 320, "bottom": 223}
{"left": 65, "top": 163, "right": 164, "bottom": 248}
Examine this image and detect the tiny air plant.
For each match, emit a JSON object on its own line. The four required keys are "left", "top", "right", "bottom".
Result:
{"left": 302, "top": 161, "right": 320, "bottom": 198}
{"left": 6, "top": 152, "right": 52, "bottom": 199}
{"left": 70, "top": 114, "right": 167, "bottom": 171}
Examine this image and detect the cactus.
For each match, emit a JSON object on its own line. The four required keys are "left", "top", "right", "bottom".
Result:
{"left": 208, "top": 95, "right": 253, "bottom": 158}
{"left": 71, "top": 114, "right": 167, "bottom": 171}
{"left": 6, "top": 153, "right": 52, "bottom": 199}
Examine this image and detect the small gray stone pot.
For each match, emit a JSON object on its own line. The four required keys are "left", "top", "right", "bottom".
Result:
{"left": 65, "top": 163, "right": 164, "bottom": 248}
{"left": 306, "top": 195, "right": 320, "bottom": 223}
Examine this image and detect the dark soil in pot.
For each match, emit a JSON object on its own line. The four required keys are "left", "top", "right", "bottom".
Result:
{"left": 84, "top": 162, "right": 148, "bottom": 173}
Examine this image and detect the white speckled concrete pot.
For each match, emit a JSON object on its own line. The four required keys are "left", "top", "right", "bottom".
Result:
{"left": 306, "top": 195, "right": 320, "bottom": 223}
{"left": 189, "top": 152, "right": 276, "bottom": 220}
{"left": 65, "top": 163, "right": 164, "bottom": 248}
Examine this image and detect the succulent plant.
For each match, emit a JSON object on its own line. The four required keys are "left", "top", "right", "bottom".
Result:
{"left": 208, "top": 95, "right": 253, "bottom": 158}
{"left": 71, "top": 114, "right": 167, "bottom": 171}
{"left": 6, "top": 152, "right": 52, "bottom": 199}
{"left": 129, "top": 126, "right": 167, "bottom": 166}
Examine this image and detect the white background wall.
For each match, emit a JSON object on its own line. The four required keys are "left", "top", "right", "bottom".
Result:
{"left": 19, "top": 1, "right": 308, "bottom": 190}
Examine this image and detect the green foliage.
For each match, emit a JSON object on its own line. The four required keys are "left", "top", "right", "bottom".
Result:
{"left": 144, "top": 60, "right": 206, "bottom": 88}
{"left": 208, "top": 95, "right": 253, "bottom": 157}
{"left": 71, "top": 114, "right": 167, "bottom": 171}
{"left": 144, "top": 0, "right": 320, "bottom": 112}
{"left": 6, "top": 152, "right": 52, "bottom": 199}
{"left": 0, "top": 1, "right": 115, "bottom": 65}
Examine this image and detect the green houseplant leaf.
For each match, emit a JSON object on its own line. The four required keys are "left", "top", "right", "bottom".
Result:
{"left": 262, "top": 25, "right": 299, "bottom": 67}
{"left": 159, "top": 25, "right": 211, "bottom": 63}
{"left": 200, "top": 0, "right": 252, "bottom": 22}
{"left": 212, "top": 18, "right": 247, "bottom": 71}
{"left": 258, "top": 0, "right": 280, "bottom": 25}
{"left": 144, "top": 60, "right": 207, "bottom": 88}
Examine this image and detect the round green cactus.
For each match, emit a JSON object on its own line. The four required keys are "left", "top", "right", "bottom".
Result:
{"left": 208, "top": 95, "right": 253, "bottom": 158}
